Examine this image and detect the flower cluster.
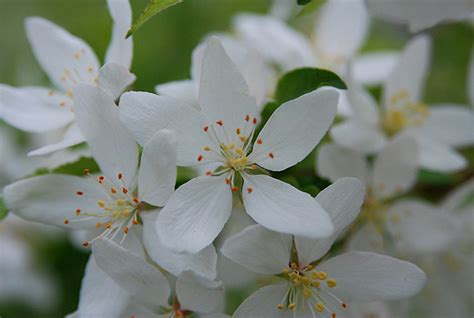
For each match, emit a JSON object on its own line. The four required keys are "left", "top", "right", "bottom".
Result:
{"left": 1, "top": 0, "right": 473, "bottom": 317}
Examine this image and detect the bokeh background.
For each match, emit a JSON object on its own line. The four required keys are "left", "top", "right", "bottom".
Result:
{"left": 0, "top": 1, "right": 472, "bottom": 317}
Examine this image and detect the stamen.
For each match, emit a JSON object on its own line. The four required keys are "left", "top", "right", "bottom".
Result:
{"left": 231, "top": 186, "right": 239, "bottom": 192}
{"left": 203, "top": 126, "right": 209, "bottom": 132}
{"left": 122, "top": 187, "right": 128, "bottom": 194}
{"left": 247, "top": 187, "right": 253, "bottom": 194}
{"left": 268, "top": 152, "right": 274, "bottom": 159}
{"left": 83, "top": 168, "right": 90, "bottom": 175}
{"left": 257, "top": 138, "right": 263, "bottom": 144}
{"left": 110, "top": 187, "right": 117, "bottom": 194}
{"left": 197, "top": 155, "right": 203, "bottom": 162}
{"left": 64, "top": 219, "right": 69, "bottom": 225}
{"left": 82, "top": 240, "right": 89, "bottom": 247}
{"left": 216, "top": 120, "right": 223, "bottom": 126}
{"left": 76, "top": 191, "right": 84, "bottom": 196}
{"left": 118, "top": 173, "right": 123, "bottom": 180}
{"left": 76, "top": 209, "right": 81, "bottom": 215}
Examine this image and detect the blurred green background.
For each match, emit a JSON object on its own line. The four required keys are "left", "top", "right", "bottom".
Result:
{"left": 0, "top": 0, "right": 472, "bottom": 317}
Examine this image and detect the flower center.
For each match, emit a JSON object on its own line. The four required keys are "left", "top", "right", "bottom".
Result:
{"left": 64, "top": 169, "right": 141, "bottom": 246}
{"left": 277, "top": 263, "right": 347, "bottom": 317}
{"left": 199, "top": 114, "right": 271, "bottom": 192}
{"left": 382, "top": 90, "right": 429, "bottom": 136}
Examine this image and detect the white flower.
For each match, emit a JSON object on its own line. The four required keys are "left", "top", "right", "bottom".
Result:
{"left": 221, "top": 178, "right": 426, "bottom": 317}
{"left": 366, "top": 0, "right": 474, "bottom": 32}
{"left": 3, "top": 85, "right": 176, "bottom": 246}
{"left": 332, "top": 35, "right": 474, "bottom": 172}
{"left": 156, "top": 35, "right": 276, "bottom": 109}
{"left": 119, "top": 37, "right": 338, "bottom": 253}
{"left": 71, "top": 238, "right": 227, "bottom": 318}
{"left": 0, "top": 0, "right": 134, "bottom": 156}
{"left": 233, "top": 0, "right": 398, "bottom": 86}
{"left": 317, "top": 137, "right": 458, "bottom": 255}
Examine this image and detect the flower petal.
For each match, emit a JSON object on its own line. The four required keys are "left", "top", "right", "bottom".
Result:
{"left": 74, "top": 84, "right": 138, "bottom": 187}
{"left": 242, "top": 174, "right": 333, "bottom": 239}
{"left": 331, "top": 120, "right": 386, "bottom": 154}
{"left": 25, "top": 17, "right": 100, "bottom": 92}
{"left": 220, "top": 224, "right": 292, "bottom": 275}
{"left": 27, "top": 124, "right": 85, "bottom": 156}
{"left": 97, "top": 63, "right": 136, "bottom": 100}
{"left": 372, "top": 135, "right": 418, "bottom": 199}
{"left": 414, "top": 133, "right": 467, "bottom": 172}
{"left": 316, "top": 143, "right": 369, "bottom": 184}
{"left": 442, "top": 178, "right": 474, "bottom": 213}
{"left": 105, "top": 0, "right": 133, "bottom": 69}
{"left": 74, "top": 256, "right": 130, "bottom": 318}
{"left": 142, "top": 211, "right": 217, "bottom": 281}
{"left": 0, "top": 85, "right": 74, "bottom": 132}
{"left": 415, "top": 104, "right": 474, "bottom": 148}
{"left": 386, "top": 199, "right": 458, "bottom": 254}
{"left": 233, "top": 14, "right": 314, "bottom": 70}
{"left": 138, "top": 129, "right": 177, "bottom": 206}
{"left": 383, "top": 35, "right": 431, "bottom": 109}
{"left": 199, "top": 37, "right": 258, "bottom": 137}
{"left": 348, "top": 84, "right": 380, "bottom": 126}
{"left": 249, "top": 88, "right": 338, "bottom": 171}
{"left": 352, "top": 51, "right": 399, "bottom": 85}
{"left": 295, "top": 177, "right": 365, "bottom": 266}
{"left": 176, "top": 271, "right": 224, "bottom": 314}
{"left": 155, "top": 80, "right": 199, "bottom": 109}
{"left": 317, "top": 252, "right": 426, "bottom": 301}
{"left": 119, "top": 91, "right": 209, "bottom": 166}
{"left": 3, "top": 174, "right": 105, "bottom": 229}
{"left": 316, "top": 0, "right": 369, "bottom": 60}
{"left": 233, "top": 281, "right": 291, "bottom": 318}
{"left": 156, "top": 175, "right": 233, "bottom": 253}
{"left": 92, "top": 238, "right": 170, "bottom": 310}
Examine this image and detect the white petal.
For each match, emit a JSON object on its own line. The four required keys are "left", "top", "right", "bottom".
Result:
{"left": 372, "top": 135, "right": 418, "bottom": 199}
{"left": 316, "top": 143, "right": 369, "bottom": 184}
{"left": 216, "top": 251, "right": 257, "bottom": 289}
{"left": 92, "top": 238, "right": 170, "bottom": 310}
{"left": 331, "top": 120, "right": 386, "bottom": 154}
{"left": 3, "top": 174, "right": 105, "bottom": 229}
{"left": 316, "top": 0, "right": 369, "bottom": 60}
{"left": 242, "top": 174, "right": 333, "bottom": 239}
{"left": 233, "top": 282, "right": 291, "bottom": 318}
{"left": 366, "top": 0, "right": 473, "bottom": 32}
{"left": 27, "top": 124, "right": 85, "bottom": 156}
{"left": 105, "top": 0, "right": 133, "bottom": 69}
{"left": 176, "top": 272, "right": 224, "bottom": 314}
{"left": 142, "top": 212, "right": 217, "bottom": 281}
{"left": 348, "top": 84, "right": 380, "bottom": 126}
{"left": 442, "top": 178, "right": 474, "bottom": 213}
{"left": 156, "top": 175, "right": 233, "bottom": 253}
{"left": 249, "top": 88, "right": 338, "bottom": 171}
{"left": 97, "top": 63, "right": 136, "bottom": 100}
{"left": 25, "top": 17, "right": 100, "bottom": 91}
{"left": 119, "top": 91, "right": 209, "bottom": 166}
{"left": 220, "top": 224, "right": 292, "bottom": 275}
{"left": 295, "top": 178, "right": 365, "bottom": 266}
{"left": 233, "top": 14, "right": 314, "bottom": 70}
{"left": 352, "top": 51, "right": 400, "bottom": 85}
{"left": 415, "top": 105, "right": 474, "bottom": 147}
{"left": 155, "top": 80, "right": 199, "bottom": 109}
{"left": 317, "top": 252, "right": 426, "bottom": 301}
{"left": 415, "top": 134, "right": 467, "bottom": 172}
{"left": 383, "top": 35, "right": 431, "bottom": 109}
{"left": 199, "top": 37, "right": 258, "bottom": 137}
{"left": 74, "top": 84, "right": 138, "bottom": 187}
{"left": 386, "top": 200, "right": 458, "bottom": 254}
{"left": 347, "top": 223, "right": 386, "bottom": 253}
{"left": 0, "top": 85, "right": 74, "bottom": 132}
{"left": 75, "top": 256, "right": 130, "bottom": 318}
{"left": 138, "top": 130, "right": 177, "bottom": 206}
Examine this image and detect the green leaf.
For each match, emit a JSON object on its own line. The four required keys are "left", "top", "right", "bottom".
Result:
{"left": 275, "top": 68, "right": 347, "bottom": 104}
{"left": 0, "top": 196, "right": 8, "bottom": 221}
{"left": 126, "top": 0, "right": 183, "bottom": 38}
{"left": 26, "top": 157, "right": 100, "bottom": 179}
{"left": 297, "top": 0, "right": 312, "bottom": 5}
{"left": 297, "top": 0, "right": 323, "bottom": 16}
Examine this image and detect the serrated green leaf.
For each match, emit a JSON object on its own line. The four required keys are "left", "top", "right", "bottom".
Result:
{"left": 275, "top": 68, "right": 347, "bottom": 104}
{"left": 127, "top": 0, "right": 183, "bottom": 38}
{"left": 0, "top": 196, "right": 8, "bottom": 221}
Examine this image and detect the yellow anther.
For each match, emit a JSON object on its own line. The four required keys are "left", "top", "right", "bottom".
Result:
{"left": 290, "top": 263, "right": 298, "bottom": 270}
{"left": 227, "top": 143, "right": 235, "bottom": 150}
{"left": 327, "top": 279, "right": 337, "bottom": 288}
{"left": 239, "top": 136, "right": 247, "bottom": 142}
{"left": 311, "top": 280, "right": 320, "bottom": 288}
{"left": 315, "top": 302, "right": 325, "bottom": 312}
{"left": 203, "top": 146, "right": 211, "bottom": 151}
{"left": 116, "top": 199, "right": 126, "bottom": 206}
{"left": 277, "top": 304, "right": 284, "bottom": 310}
{"left": 97, "top": 200, "right": 106, "bottom": 208}
{"left": 95, "top": 222, "right": 101, "bottom": 228}
{"left": 67, "top": 90, "right": 73, "bottom": 98}
{"left": 318, "top": 271, "right": 328, "bottom": 280}
{"left": 303, "top": 287, "right": 312, "bottom": 298}
{"left": 288, "top": 303, "right": 297, "bottom": 310}
{"left": 236, "top": 147, "right": 244, "bottom": 155}
{"left": 123, "top": 209, "right": 130, "bottom": 216}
